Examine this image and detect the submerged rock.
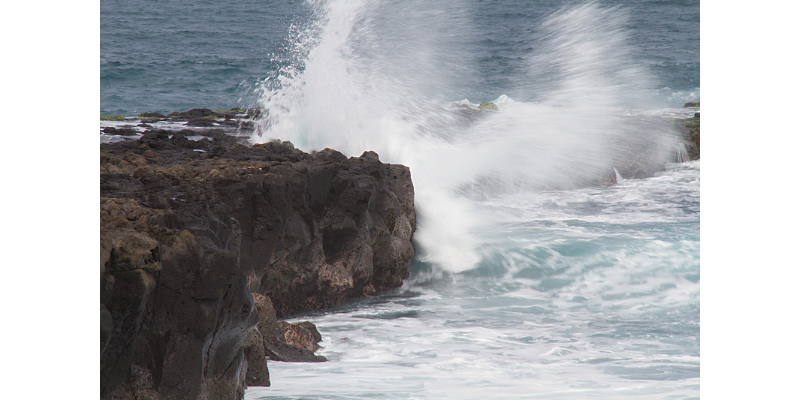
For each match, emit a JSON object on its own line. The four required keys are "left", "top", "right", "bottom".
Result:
{"left": 100, "top": 133, "right": 416, "bottom": 398}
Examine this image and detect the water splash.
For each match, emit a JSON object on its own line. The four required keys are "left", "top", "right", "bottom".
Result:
{"left": 250, "top": 0, "right": 676, "bottom": 273}
{"left": 613, "top": 167, "right": 624, "bottom": 183}
{"left": 676, "top": 142, "right": 690, "bottom": 163}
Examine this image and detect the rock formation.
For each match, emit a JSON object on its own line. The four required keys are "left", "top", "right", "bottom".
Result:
{"left": 605, "top": 111, "right": 700, "bottom": 184}
{"left": 99, "top": 102, "right": 697, "bottom": 398}
{"left": 100, "top": 129, "right": 416, "bottom": 399}
{"left": 671, "top": 112, "right": 700, "bottom": 162}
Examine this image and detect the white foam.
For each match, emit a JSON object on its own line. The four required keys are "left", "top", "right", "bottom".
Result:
{"left": 250, "top": 0, "right": 679, "bottom": 273}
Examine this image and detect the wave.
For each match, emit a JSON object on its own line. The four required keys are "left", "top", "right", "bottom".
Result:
{"left": 250, "top": 0, "right": 679, "bottom": 273}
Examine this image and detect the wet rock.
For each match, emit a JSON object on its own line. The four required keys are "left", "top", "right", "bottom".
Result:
{"left": 238, "top": 120, "right": 255, "bottom": 131}
{"left": 450, "top": 102, "right": 475, "bottom": 110}
{"left": 263, "top": 338, "right": 327, "bottom": 363}
{"left": 214, "top": 110, "right": 241, "bottom": 119}
{"left": 263, "top": 321, "right": 327, "bottom": 363}
{"left": 138, "top": 112, "right": 167, "bottom": 119}
{"left": 594, "top": 114, "right": 701, "bottom": 185}
{"left": 297, "top": 322, "right": 323, "bottom": 343}
{"left": 249, "top": 293, "right": 326, "bottom": 362}
{"left": 102, "top": 126, "right": 138, "bottom": 136}
{"left": 186, "top": 118, "right": 217, "bottom": 127}
{"left": 669, "top": 116, "right": 700, "bottom": 161}
{"left": 478, "top": 101, "right": 499, "bottom": 110}
{"left": 218, "top": 118, "right": 240, "bottom": 127}
{"left": 278, "top": 321, "right": 320, "bottom": 353}
{"left": 245, "top": 108, "right": 262, "bottom": 118}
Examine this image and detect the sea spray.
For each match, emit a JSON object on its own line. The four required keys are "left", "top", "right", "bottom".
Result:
{"left": 250, "top": 0, "right": 677, "bottom": 273}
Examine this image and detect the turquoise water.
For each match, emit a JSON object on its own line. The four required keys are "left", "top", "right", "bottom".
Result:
{"left": 102, "top": 0, "right": 700, "bottom": 398}
{"left": 248, "top": 162, "right": 699, "bottom": 399}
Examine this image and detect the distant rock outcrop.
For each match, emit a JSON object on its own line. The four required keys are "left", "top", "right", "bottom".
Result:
{"left": 606, "top": 112, "right": 700, "bottom": 184}
{"left": 671, "top": 113, "right": 700, "bottom": 161}
{"left": 100, "top": 130, "right": 416, "bottom": 399}
{"left": 477, "top": 101, "right": 499, "bottom": 110}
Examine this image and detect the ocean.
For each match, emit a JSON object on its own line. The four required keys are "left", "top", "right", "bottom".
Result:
{"left": 101, "top": 0, "right": 700, "bottom": 398}
{"left": 100, "top": 0, "right": 698, "bottom": 116}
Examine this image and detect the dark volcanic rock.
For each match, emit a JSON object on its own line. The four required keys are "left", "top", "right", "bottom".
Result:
{"left": 277, "top": 321, "right": 320, "bottom": 353}
{"left": 218, "top": 118, "right": 241, "bottom": 127}
{"left": 139, "top": 112, "right": 168, "bottom": 119}
{"left": 249, "top": 292, "right": 325, "bottom": 362}
{"left": 670, "top": 115, "right": 700, "bottom": 162}
{"left": 245, "top": 108, "right": 262, "bottom": 118}
{"left": 263, "top": 336, "right": 327, "bottom": 363}
{"left": 186, "top": 118, "right": 217, "bottom": 127}
{"left": 252, "top": 293, "right": 281, "bottom": 338}
{"left": 214, "top": 110, "right": 242, "bottom": 119}
{"left": 100, "top": 134, "right": 416, "bottom": 398}
{"left": 263, "top": 321, "right": 327, "bottom": 363}
{"left": 601, "top": 114, "right": 700, "bottom": 184}
{"left": 169, "top": 108, "right": 215, "bottom": 120}
{"left": 102, "top": 126, "right": 138, "bottom": 136}
{"left": 101, "top": 198, "right": 258, "bottom": 400}
{"left": 297, "top": 321, "right": 323, "bottom": 343}
{"left": 243, "top": 328, "right": 270, "bottom": 387}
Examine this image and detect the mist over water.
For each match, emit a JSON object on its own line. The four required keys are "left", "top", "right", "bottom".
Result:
{"left": 247, "top": 1, "right": 699, "bottom": 396}
{"left": 250, "top": 0, "right": 679, "bottom": 273}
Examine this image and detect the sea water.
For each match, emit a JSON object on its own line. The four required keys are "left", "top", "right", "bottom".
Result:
{"left": 101, "top": 0, "right": 699, "bottom": 398}
{"left": 249, "top": 161, "right": 699, "bottom": 399}
{"left": 100, "top": 0, "right": 698, "bottom": 116}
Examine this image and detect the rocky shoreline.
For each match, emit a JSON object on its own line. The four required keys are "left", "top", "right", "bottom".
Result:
{"left": 99, "top": 103, "right": 698, "bottom": 399}
{"left": 671, "top": 103, "right": 701, "bottom": 162}
{"left": 100, "top": 115, "right": 416, "bottom": 398}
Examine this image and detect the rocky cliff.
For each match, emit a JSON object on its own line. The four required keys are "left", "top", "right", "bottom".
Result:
{"left": 100, "top": 130, "right": 416, "bottom": 399}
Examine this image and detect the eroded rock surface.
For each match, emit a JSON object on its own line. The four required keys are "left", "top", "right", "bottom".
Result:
{"left": 100, "top": 132, "right": 416, "bottom": 399}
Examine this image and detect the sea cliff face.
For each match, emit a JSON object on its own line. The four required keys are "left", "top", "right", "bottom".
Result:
{"left": 100, "top": 130, "right": 416, "bottom": 399}
{"left": 99, "top": 105, "right": 698, "bottom": 399}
